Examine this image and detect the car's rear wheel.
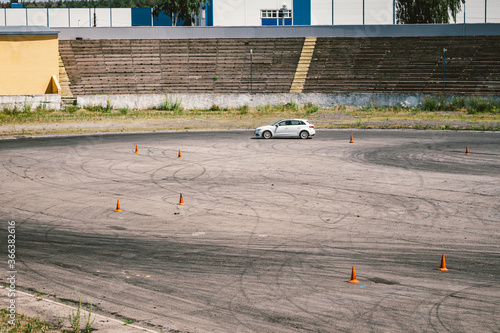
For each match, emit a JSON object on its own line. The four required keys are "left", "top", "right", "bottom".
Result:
{"left": 300, "top": 131, "right": 309, "bottom": 139}
{"left": 263, "top": 131, "right": 272, "bottom": 139}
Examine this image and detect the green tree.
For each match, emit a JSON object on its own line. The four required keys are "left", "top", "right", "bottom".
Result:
{"left": 153, "top": 0, "right": 208, "bottom": 26}
{"left": 396, "top": 0, "right": 464, "bottom": 24}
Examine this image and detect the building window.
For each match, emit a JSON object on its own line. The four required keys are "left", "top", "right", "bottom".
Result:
{"left": 261, "top": 9, "right": 292, "bottom": 19}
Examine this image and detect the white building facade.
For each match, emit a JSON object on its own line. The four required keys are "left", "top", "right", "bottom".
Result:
{"left": 0, "top": 0, "right": 496, "bottom": 27}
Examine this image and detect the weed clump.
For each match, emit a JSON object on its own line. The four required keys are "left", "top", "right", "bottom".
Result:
{"left": 237, "top": 104, "right": 249, "bottom": 115}
{"left": 419, "top": 95, "right": 500, "bottom": 114}
{"left": 303, "top": 102, "right": 319, "bottom": 114}
{"left": 68, "top": 293, "right": 95, "bottom": 333}
{"left": 158, "top": 96, "right": 183, "bottom": 112}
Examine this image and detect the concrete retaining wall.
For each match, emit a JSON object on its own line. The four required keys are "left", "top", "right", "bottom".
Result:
{"left": 76, "top": 93, "right": 500, "bottom": 110}
{"left": 0, "top": 95, "right": 61, "bottom": 110}
{"left": 2, "top": 93, "right": 497, "bottom": 112}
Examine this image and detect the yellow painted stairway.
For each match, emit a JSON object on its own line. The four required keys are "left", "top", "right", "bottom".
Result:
{"left": 58, "top": 54, "right": 73, "bottom": 100}
{"left": 289, "top": 37, "right": 316, "bottom": 93}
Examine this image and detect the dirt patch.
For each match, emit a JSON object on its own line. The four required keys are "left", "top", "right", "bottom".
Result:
{"left": 0, "top": 108, "right": 498, "bottom": 137}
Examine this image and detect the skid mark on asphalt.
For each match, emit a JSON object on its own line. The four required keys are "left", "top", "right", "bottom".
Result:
{"left": 2, "top": 131, "right": 500, "bottom": 332}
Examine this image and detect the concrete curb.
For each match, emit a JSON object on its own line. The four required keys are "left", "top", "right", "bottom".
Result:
{"left": 0, "top": 288, "right": 157, "bottom": 332}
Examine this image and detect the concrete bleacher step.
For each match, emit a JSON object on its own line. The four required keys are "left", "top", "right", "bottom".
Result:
{"left": 304, "top": 35, "right": 500, "bottom": 94}
{"left": 58, "top": 54, "right": 73, "bottom": 99}
{"left": 290, "top": 37, "right": 316, "bottom": 93}
{"left": 59, "top": 35, "right": 500, "bottom": 96}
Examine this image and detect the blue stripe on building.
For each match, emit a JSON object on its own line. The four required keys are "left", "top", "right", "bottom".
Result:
{"left": 262, "top": 18, "right": 277, "bottom": 26}
{"left": 153, "top": 11, "right": 172, "bottom": 26}
{"left": 280, "top": 18, "right": 292, "bottom": 26}
{"left": 207, "top": 0, "right": 213, "bottom": 26}
{"left": 293, "top": 0, "right": 311, "bottom": 25}
{"left": 262, "top": 18, "right": 292, "bottom": 26}
{"left": 131, "top": 8, "right": 152, "bottom": 26}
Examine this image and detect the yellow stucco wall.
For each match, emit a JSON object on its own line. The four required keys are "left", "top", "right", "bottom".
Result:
{"left": 0, "top": 36, "right": 59, "bottom": 95}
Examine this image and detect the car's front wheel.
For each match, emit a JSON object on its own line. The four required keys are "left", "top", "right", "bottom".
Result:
{"left": 263, "top": 131, "right": 272, "bottom": 139}
{"left": 300, "top": 131, "right": 309, "bottom": 139}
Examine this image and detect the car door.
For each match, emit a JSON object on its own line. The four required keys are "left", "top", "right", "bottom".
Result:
{"left": 289, "top": 120, "right": 301, "bottom": 136}
{"left": 274, "top": 120, "right": 290, "bottom": 137}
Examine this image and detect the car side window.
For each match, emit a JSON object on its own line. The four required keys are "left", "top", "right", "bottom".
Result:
{"left": 278, "top": 121, "right": 286, "bottom": 126}
{"left": 285, "top": 121, "right": 291, "bottom": 126}
{"left": 290, "top": 120, "right": 300, "bottom": 125}
{"left": 298, "top": 120, "right": 305, "bottom": 125}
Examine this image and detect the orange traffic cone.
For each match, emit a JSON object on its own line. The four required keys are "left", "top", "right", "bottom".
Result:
{"left": 178, "top": 193, "right": 185, "bottom": 205}
{"left": 114, "top": 200, "right": 122, "bottom": 212}
{"left": 438, "top": 254, "right": 448, "bottom": 271}
{"left": 465, "top": 146, "right": 470, "bottom": 155}
{"left": 178, "top": 149, "right": 182, "bottom": 158}
{"left": 349, "top": 130, "right": 354, "bottom": 143}
{"left": 134, "top": 145, "right": 139, "bottom": 153}
{"left": 348, "top": 265, "right": 359, "bottom": 283}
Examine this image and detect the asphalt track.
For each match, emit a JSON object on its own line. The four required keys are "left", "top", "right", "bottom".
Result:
{"left": 1, "top": 129, "right": 499, "bottom": 332}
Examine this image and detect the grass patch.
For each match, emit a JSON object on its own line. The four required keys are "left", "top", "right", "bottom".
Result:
{"left": 237, "top": 104, "right": 249, "bottom": 115}
{"left": 64, "top": 105, "right": 80, "bottom": 114}
{"left": 23, "top": 103, "right": 31, "bottom": 113}
{"left": 84, "top": 101, "right": 112, "bottom": 113}
{"left": 256, "top": 104, "right": 272, "bottom": 112}
{"left": 1, "top": 97, "right": 499, "bottom": 136}
{"left": 0, "top": 308, "right": 52, "bottom": 332}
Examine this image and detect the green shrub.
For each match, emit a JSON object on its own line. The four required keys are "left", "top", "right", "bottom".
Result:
{"left": 466, "top": 97, "right": 495, "bottom": 114}
{"left": 209, "top": 104, "right": 220, "bottom": 111}
{"left": 3, "top": 106, "right": 20, "bottom": 116}
{"left": 418, "top": 96, "right": 500, "bottom": 113}
{"left": 278, "top": 100, "right": 298, "bottom": 112}
{"left": 237, "top": 104, "right": 249, "bottom": 114}
{"left": 304, "top": 102, "right": 319, "bottom": 114}
{"left": 158, "top": 96, "right": 183, "bottom": 112}
{"left": 449, "top": 96, "right": 466, "bottom": 111}
{"left": 421, "top": 95, "right": 447, "bottom": 111}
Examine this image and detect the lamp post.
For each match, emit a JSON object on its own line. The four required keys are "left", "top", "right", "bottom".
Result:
{"left": 442, "top": 48, "right": 447, "bottom": 94}
{"left": 250, "top": 49, "right": 253, "bottom": 94}
{"left": 363, "top": 0, "right": 365, "bottom": 25}
{"left": 279, "top": 4, "right": 287, "bottom": 26}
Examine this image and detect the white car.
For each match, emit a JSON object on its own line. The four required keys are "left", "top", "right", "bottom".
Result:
{"left": 255, "top": 119, "right": 315, "bottom": 139}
